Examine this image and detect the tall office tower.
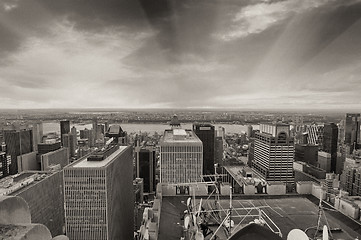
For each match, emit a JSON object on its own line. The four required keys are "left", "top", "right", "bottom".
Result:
{"left": 0, "top": 151, "right": 10, "bottom": 178}
{"left": 29, "top": 123, "right": 43, "bottom": 152}
{"left": 193, "top": 123, "right": 215, "bottom": 175}
{"left": 306, "top": 124, "right": 324, "bottom": 149}
{"left": 92, "top": 117, "right": 98, "bottom": 140}
{"left": 215, "top": 136, "right": 224, "bottom": 165}
{"left": 71, "top": 126, "right": 77, "bottom": 145}
{"left": 3, "top": 129, "right": 33, "bottom": 175}
{"left": 247, "top": 125, "right": 253, "bottom": 138}
{"left": 62, "top": 133, "right": 76, "bottom": 157}
{"left": 60, "top": 120, "right": 70, "bottom": 146}
{"left": 294, "top": 144, "right": 318, "bottom": 166}
{"left": 293, "top": 115, "right": 304, "bottom": 133}
{"left": 80, "top": 128, "right": 94, "bottom": 147}
{"left": 64, "top": 145, "right": 134, "bottom": 240}
{"left": 323, "top": 123, "right": 338, "bottom": 172}
{"left": 344, "top": 113, "right": 360, "bottom": 152}
{"left": 160, "top": 128, "right": 203, "bottom": 184}
{"left": 135, "top": 147, "right": 156, "bottom": 193}
{"left": 252, "top": 123, "right": 294, "bottom": 183}
{"left": 217, "top": 126, "right": 225, "bottom": 139}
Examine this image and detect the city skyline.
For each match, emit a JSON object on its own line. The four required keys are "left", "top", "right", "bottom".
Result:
{"left": 0, "top": 0, "right": 361, "bottom": 109}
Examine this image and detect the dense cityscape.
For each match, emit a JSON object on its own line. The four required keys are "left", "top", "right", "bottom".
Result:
{"left": 0, "top": 109, "right": 361, "bottom": 239}
{"left": 1, "top": 0, "right": 361, "bottom": 239}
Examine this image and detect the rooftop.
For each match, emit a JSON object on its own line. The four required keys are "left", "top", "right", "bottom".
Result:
{"left": 158, "top": 196, "right": 361, "bottom": 240}
{"left": 162, "top": 129, "right": 201, "bottom": 143}
{"left": 70, "top": 145, "right": 127, "bottom": 168}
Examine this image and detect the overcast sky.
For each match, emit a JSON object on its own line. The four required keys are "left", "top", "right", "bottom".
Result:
{"left": 0, "top": 0, "right": 360, "bottom": 110}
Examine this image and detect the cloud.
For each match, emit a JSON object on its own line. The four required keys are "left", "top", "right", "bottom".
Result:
{"left": 1, "top": 0, "right": 18, "bottom": 12}
{"left": 218, "top": 0, "right": 338, "bottom": 41}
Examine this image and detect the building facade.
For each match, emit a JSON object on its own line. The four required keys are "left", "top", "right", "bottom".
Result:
{"left": 3, "top": 129, "right": 33, "bottom": 175}
{"left": 64, "top": 145, "right": 134, "bottom": 240}
{"left": 344, "top": 113, "right": 360, "bottom": 152}
{"left": 193, "top": 123, "right": 215, "bottom": 175}
{"left": 60, "top": 120, "right": 70, "bottom": 146}
{"left": 135, "top": 147, "right": 156, "bottom": 193}
{"left": 294, "top": 144, "right": 318, "bottom": 167}
{"left": 160, "top": 129, "right": 203, "bottom": 184}
{"left": 323, "top": 123, "right": 338, "bottom": 172}
{"left": 252, "top": 124, "right": 294, "bottom": 183}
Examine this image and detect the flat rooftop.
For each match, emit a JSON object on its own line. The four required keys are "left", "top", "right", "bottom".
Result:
{"left": 162, "top": 129, "right": 201, "bottom": 143}
{"left": 71, "top": 145, "right": 127, "bottom": 168}
{"left": 159, "top": 196, "right": 361, "bottom": 240}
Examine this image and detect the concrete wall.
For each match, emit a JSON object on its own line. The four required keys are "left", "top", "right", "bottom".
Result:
{"left": 243, "top": 184, "right": 256, "bottom": 195}
{"left": 334, "top": 197, "right": 360, "bottom": 219}
{"left": 267, "top": 183, "right": 286, "bottom": 195}
{"left": 17, "top": 152, "right": 38, "bottom": 172}
{"left": 296, "top": 182, "right": 313, "bottom": 194}
{"left": 311, "top": 183, "right": 326, "bottom": 200}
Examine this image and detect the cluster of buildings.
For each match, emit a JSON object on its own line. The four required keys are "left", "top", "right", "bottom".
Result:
{"left": 1, "top": 112, "right": 361, "bottom": 239}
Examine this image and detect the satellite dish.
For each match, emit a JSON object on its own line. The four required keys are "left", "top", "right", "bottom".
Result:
{"left": 195, "top": 231, "right": 204, "bottom": 240}
{"left": 323, "top": 225, "right": 329, "bottom": 240}
{"left": 184, "top": 215, "right": 190, "bottom": 229}
{"left": 287, "top": 229, "right": 309, "bottom": 240}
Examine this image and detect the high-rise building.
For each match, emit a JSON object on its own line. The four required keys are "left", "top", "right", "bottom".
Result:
{"left": 323, "top": 123, "right": 338, "bottom": 172}
{"left": 160, "top": 129, "right": 203, "bottom": 184}
{"left": 247, "top": 125, "right": 253, "bottom": 138}
{"left": 135, "top": 147, "right": 156, "bottom": 193}
{"left": 344, "top": 113, "right": 360, "bottom": 152}
{"left": 215, "top": 136, "right": 223, "bottom": 165}
{"left": 193, "top": 123, "right": 215, "bottom": 175}
{"left": 105, "top": 125, "right": 127, "bottom": 145}
{"left": 294, "top": 144, "right": 318, "bottom": 166}
{"left": 92, "top": 117, "right": 98, "bottom": 140}
{"left": 40, "top": 147, "right": 69, "bottom": 170}
{"left": 318, "top": 151, "right": 332, "bottom": 173}
{"left": 252, "top": 123, "right": 294, "bottom": 183}
{"left": 29, "top": 123, "right": 43, "bottom": 152}
{"left": 80, "top": 128, "right": 94, "bottom": 147}
{"left": 62, "top": 133, "right": 76, "bottom": 157}
{"left": 60, "top": 120, "right": 70, "bottom": 146}
{"left": 306, "top": 124, "right": 324, "bottom": 149}
{"left": 3, "top": 129, "right": 33, "bottom": 175}
{"left": 0, "top": 151, "right": 10, "bottom": 178}
{"left": 38, "top": 139, "right": 61, "bottom": 154}
{"left": 64, "top": 145, "right": 134, "bottom": 240}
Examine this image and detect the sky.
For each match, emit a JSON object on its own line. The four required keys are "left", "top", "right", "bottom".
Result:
{"left": 0, "top": 0, "right": 361, "bottom": 110}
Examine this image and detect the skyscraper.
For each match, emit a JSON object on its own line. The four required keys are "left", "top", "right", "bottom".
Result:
{"left": 323, "top": 123, "right": 338, "bottom": 172}
{"left": 160, "top": 129, "right": 203, "bottom": 184}
{"left": 62, "top": 133, "right": 76, "bottom": 158}
{"left": 306, "top": 124, "right": 324, "bottom": 149}
{"left": 252, "top": 123, "right": 294, "bottom": 183}
{"left": 60, "top": 120, "right": 70, "bottom": 146}
{"left": 3, "top": 129, "right": 33, "bottom": 175}
{"left": 193, "top": 123, "right": 215, "bottom": 175}
{"left": 135, "top": 147, "right": 156, "bottom": 193}
{"left": 64, "top": 145, "right": 134, "bottom": 240}
{"left": 344, "top": 113, "right": 360, "bottom": 152}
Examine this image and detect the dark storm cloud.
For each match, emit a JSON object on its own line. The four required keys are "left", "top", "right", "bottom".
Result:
{"left": 0, "top": 0, "right": 361, "bottom": 109}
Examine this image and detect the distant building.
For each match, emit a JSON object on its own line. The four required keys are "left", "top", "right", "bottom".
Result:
{"left": 135, "top": 147, "right": 156, "bottom": 193}
{"left": 80, "top": 128, "right": 94, "bottom": 147}
{"left": 247, "top": 125, "right": 253, "bottom": 138}
{"left": 29, "top": 123, "right": 43, "bottom": 152}
{"left": 64, "top": 145, "right": 134, "bottom": 240}
{"left": 38, "top": 140, "right": 61, "bottom": 154}
{"left": 318, "top": 151, "right": 332, "bottom": 173}
{"left": 252, "top": 124, "right": 294, "bottom": 183}
{"left": 3, "top": 129, "right": 33, "bottom": 175}
{"left": 0, "top": 152, "right": 11, "bottom": 178}
{"left": 344, "top": 113, "right": 360, "bottom": 152}
{"left": 306, "top": 124, "right": 324, "bottom": 150}
{"left": 106, "top": 125, "right": 127, "bottom": 145}
{"left": 160, "top": 128, "right": 203, "bottom": 184}
{"left": 323, "top": 123, "right": 338, "bottom": 172}
{"left": 62, "top": 133, "right": 76, "bottom": 157}
{"left": 294, "top": 144, "right": 318, "bottom": 167}
{"left": 215, "top": 136, "right": 224, "bottom": 165}
{"left": 193, "top": 123, "right": 215, "bottom": 175}
{"left": 340, "top": 157, "right": 361, "bottom": 196}
{"left": 60, "top": 120, "right": 70, "bottom": 146}
{"left": 40, "top": 147, "right": 69, "bottom": 170}
{"left": 17, "top": 152, "right": 38, "bottom": 172}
